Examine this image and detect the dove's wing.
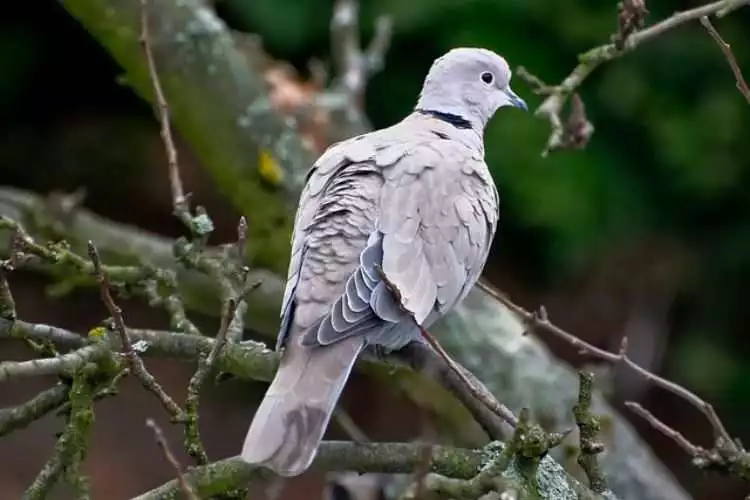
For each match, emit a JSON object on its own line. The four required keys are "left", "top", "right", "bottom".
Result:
{"left": 293, "top": 115, "right": 499, "bottom": 349}
{"left": 244, "top": 115, "right": 499, "bottom": 476}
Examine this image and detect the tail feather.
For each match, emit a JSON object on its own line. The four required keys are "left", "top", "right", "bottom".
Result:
{"left": 241, "top": 335, "right": 365, "bottom": 477}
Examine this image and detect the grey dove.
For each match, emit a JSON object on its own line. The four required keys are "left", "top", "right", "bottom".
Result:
{"left": 241, "top": 47, "right": 527, "bottom": 477}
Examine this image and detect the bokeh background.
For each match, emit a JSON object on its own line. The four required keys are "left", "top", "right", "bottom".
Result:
{"left": 2, "top": 0, "right": 750, "bottom": 498}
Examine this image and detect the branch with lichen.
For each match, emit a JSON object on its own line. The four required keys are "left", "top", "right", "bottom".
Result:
{"left": 573, "top": 372, "right": 607, "bottom": 493}
{"left": 517, "top": 0, "right": 750, "bottom": 155}
{"left": 133, "top": 439, "right": 611, "bottom": 500}
{"left": 21, "top": 372, "right": 95, "bottom": 500}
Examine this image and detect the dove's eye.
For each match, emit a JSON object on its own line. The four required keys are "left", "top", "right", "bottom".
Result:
{"left": 480, "top": 72, "right": 494, "bottom": 85}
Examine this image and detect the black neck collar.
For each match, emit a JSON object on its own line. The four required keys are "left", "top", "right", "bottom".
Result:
{"left": 415, "top": 108, "right": 473, "bottom": 130}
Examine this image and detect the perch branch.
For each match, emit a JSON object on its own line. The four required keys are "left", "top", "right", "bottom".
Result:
{"left": 375, "top": 265, "right": 518, "bottom": 430}
{"left": 132, "top": 442, "right": 487, "bottom": 500}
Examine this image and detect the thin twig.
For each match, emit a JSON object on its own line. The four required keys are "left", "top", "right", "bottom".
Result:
{"left": 139, "top": 0, "right": 191, "bottom": 227}
{"left": 375, "top": 266, "right": 518, "bottom": 427}
{"left": 146, "top": 418, "right": 199, "bottom": 500}
{"left": 700, "top": 16, "right": 750, "bottom": 103}
{"left": 416, "top": 324, "right": 517, "bottom": 428}
{"left": 334, "top": 409, "right": 369, "bottom": 443}
{"left": 88, "top": 241, "right": 185, "bottom": 419}
{"left": 523, "top": 0, "right": 750, "bottom": 155}
{"left": 625, "top": 402, "right": 701, "bottom": 456}
{"left": 183, "top": 297, "right": 238, "bottom": 464}
{"left": 477, "top": 279, "right": 734, "bottom": 450}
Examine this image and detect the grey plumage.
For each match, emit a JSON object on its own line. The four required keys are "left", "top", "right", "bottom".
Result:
{"left": 241, "top": 47, "right": 526, "bottom": 477}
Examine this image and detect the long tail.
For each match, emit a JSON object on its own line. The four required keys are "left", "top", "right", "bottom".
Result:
{"left": 241, "top": 335, "right": 365, "bottom": 477}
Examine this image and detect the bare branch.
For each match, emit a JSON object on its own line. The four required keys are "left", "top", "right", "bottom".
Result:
{"left": 139, "top": 0, "right": 189, "bottom": 226}
{"left": 416, "top": 325, "right": 518, "bottom": 429}
{"left": 146, "top": 418, "right": 199, "bottom": 500}
{"left": 625, "top": 402, "right": 702, "bottom": 456}
{"left": 330, "top": 0, "right": 393, "bottom": 103}
{"left": 700, "top": 16, "right": 750, "bottom": 103}
{"left": 334, "top": 409, "right": 369, "bottom": 443}
{"left": 477, "top": 280, "right": 734, "bottom": 445}
{"left": 522, "top": 0, "right": 750, "bottom": 155}
{"left": 88, "top": 241, "right": 185, "bottom": 419}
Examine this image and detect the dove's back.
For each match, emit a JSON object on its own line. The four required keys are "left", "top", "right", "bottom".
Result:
{"left": 241, "top": 112, "right": 499, "bottom": 476}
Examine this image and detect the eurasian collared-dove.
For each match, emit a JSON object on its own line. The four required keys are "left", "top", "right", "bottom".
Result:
{"left": 241, "top": 47, "right": 527, "bottom": 477}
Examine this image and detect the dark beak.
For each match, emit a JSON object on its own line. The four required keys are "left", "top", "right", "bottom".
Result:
{"left": 504, "top": 87, "right": 528, "bottom": 111}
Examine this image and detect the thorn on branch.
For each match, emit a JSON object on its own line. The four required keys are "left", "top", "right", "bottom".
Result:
{"left": 146, "top": 418, "right": 199, "bottom": 500}
{"left": 613, "top": 0, "right": 649, "bottom": 50}
{"left": 700, "top": 16, "right": 750, "bottom": 104}
{"left": 88, "top": 240, "right": 185, "bottom": 420}
{"left": 236, "top": 215, "right": 248, "bottom": 269}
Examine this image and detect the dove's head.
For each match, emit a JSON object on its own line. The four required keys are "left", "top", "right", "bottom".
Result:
{"left": 415, "top": 47, "right": 526, "bottom": 129}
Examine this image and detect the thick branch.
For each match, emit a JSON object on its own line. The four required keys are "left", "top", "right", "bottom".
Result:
{"left": 133, "top": 440, "right": 605, "bottom": 500}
